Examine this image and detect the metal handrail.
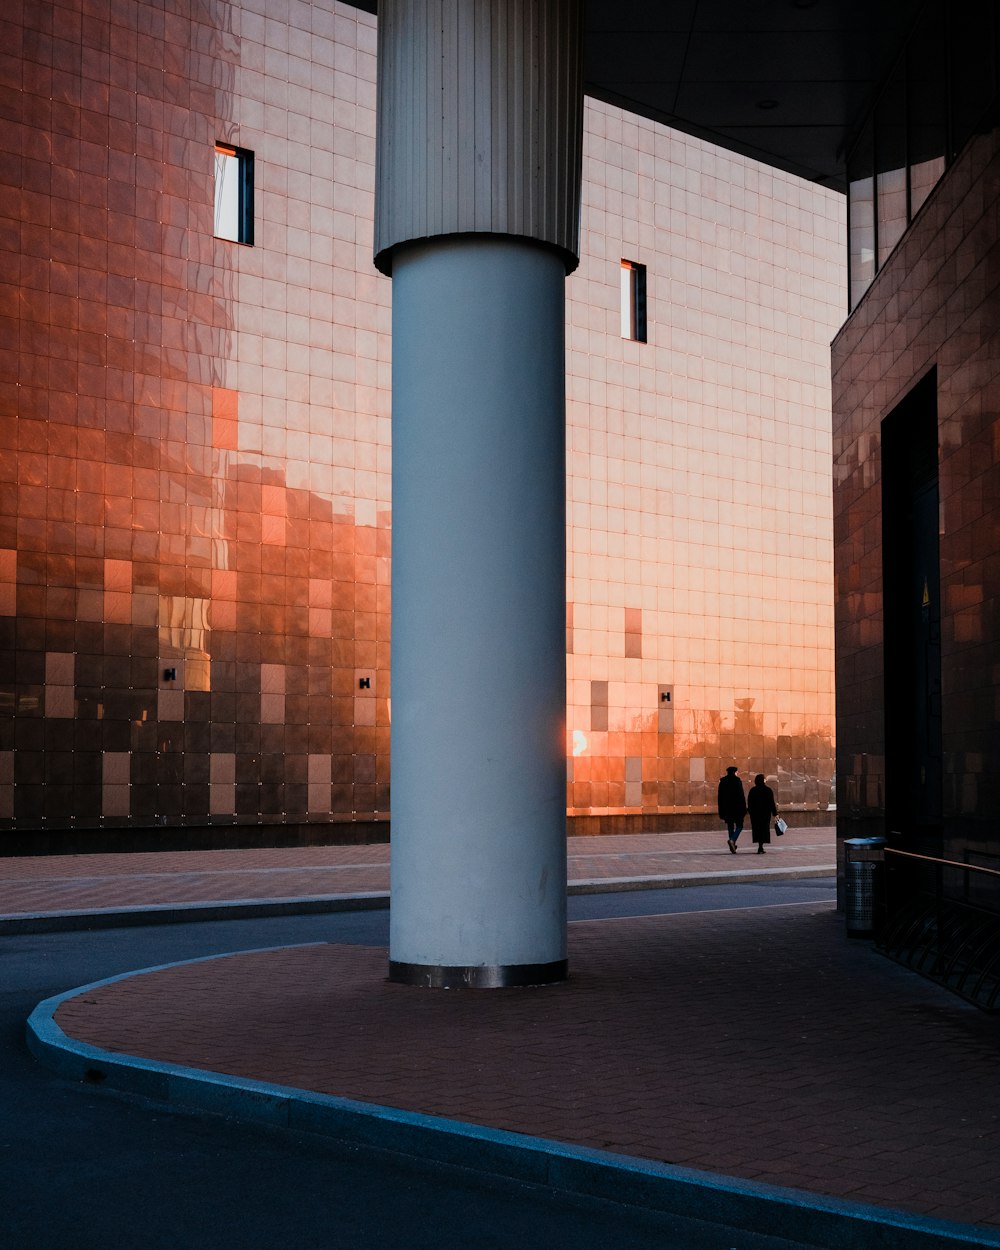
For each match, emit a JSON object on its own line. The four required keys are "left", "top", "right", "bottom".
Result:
{"left": 884, "top": 846, "right": 1000, "bottom": 879}
{"left": 882, "top": 843, "right": 1000, "bottom": 1008}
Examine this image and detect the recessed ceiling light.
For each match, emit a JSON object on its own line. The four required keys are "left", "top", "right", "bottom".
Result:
{"left": 756, "top": 98, "right": 780, "bottom": 110}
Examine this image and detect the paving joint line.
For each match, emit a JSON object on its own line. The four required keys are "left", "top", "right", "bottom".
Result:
{"left": 0, "top": 866, "right": 835, "bottom": 934}
{"left": 2, "top": 845, "right": 831, "bottom": 886}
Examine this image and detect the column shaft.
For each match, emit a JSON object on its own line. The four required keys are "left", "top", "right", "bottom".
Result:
{"left": 389, "top": 237, "right": 567, "bottom": 986}
{"left": 376, "top": 0, "right": 582, "bottom": 987}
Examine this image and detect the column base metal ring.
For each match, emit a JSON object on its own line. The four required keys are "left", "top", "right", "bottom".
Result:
{"left": 387, "top": 958, "right": 568, "bottom": 989}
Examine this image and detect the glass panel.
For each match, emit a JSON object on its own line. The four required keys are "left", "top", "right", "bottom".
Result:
{"left": 908, "top": 3, "right": 947, "bottom": 216}
{"left": 909, "top": 155, "right": 945, "bottom": 219}
{"left": 214, "top": 146, "right": 240, "bottom": 241}
{"left": 876, "top": 62, "right": 907, "bottom": 267}
{"left": 949, "top": 3, "right": 997, "bottom": 159}
{"left": 634, "top": 262, "right": 647, "bottom": 342}
{"left": 848, "top": 121, "right": 875, "bottom": 309}
{"left": 877, "top": 164, "right": 906, "bottom": 265}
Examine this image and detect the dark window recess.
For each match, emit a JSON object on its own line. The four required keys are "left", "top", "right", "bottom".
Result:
{"left": 881, "top": 369, "right": 943, "bottom": 851}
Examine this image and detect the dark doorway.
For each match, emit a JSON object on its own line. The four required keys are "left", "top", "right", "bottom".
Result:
{"left": 881, "top": 369, "right": 943, "bottom": 851}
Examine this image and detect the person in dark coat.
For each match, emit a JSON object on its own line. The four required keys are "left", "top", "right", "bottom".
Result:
{"left": 717, "top": 766, "right": 746, "bottom": 853}
{"left": 747, "top": 773, "right": 778, "bottom": 854}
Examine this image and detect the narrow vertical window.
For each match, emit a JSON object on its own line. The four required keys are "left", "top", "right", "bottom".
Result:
{"left": 907, "top": 4, "right": 947, "bottom": 218}
{"left": 875, "top": 62, "right": 907, "bottom": 267}
{"left": 847, "top": 120, "right": 875, "bottom": 310}
{"left": 214, "top": 143, "right": 254, "bottom": 245}
{"left": 620, "top": 260, "right": 647, "bottom": 342}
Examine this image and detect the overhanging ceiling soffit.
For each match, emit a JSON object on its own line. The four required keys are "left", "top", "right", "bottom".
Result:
{"left": 352, "top": 1, "right": 925, "bottom": 191}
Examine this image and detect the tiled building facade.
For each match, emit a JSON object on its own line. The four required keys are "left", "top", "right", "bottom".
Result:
{"left": 1, "top": 1, "right": 844, "bottom": 845}
{"left": 567, "top": 101, "right": 843, "bottom": 828}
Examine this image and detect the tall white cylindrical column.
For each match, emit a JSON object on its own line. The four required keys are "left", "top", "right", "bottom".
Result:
{"left": 375, "top": 0, "right": 582, "bottom": 987}
{"left": 389, "top": 237, "right": 568, "bottom": 985}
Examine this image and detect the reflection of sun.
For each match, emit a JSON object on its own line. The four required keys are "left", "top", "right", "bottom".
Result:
{"left": 572, "top": 729, "right": 588, "bottom": 757}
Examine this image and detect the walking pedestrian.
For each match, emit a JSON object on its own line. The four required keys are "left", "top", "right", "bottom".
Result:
{"left": 717, "top": 765, "right": 746, "bottom": 853}
{"left": 747, "top": 773, "right": 778, "bottom": 854}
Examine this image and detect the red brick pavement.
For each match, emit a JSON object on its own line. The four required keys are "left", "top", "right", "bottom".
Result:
{"left": 54, "top": 898, "right": 1000, "bottom": 1231}
{"left": 1, "top": 826, "right": 834, "bottom": 916}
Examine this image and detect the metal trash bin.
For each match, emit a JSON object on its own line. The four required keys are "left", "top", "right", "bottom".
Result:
{"left": 844, "top": 837, "right": 887, "bottom": 938}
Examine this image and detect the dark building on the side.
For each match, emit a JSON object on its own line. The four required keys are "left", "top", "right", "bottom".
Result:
{"left": 832, "top": 1, "right": 1000, "bottom": 991}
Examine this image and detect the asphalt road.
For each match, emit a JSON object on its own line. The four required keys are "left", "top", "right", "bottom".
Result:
{"left": 2, "top": 881, "right": 835, "bottom": 1250}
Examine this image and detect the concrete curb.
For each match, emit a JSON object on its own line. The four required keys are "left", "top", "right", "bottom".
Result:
{"left": 25, "top": 950, "right": 1000, "bottom": 1250}
{"left": 0, "top": 892, "right": 391, "bottom": 935}
{"left": 569, "top": 865, "right": 834, "bottom": 893}
{"left": 1, "top": 866, "right": 835, "bottom": 934}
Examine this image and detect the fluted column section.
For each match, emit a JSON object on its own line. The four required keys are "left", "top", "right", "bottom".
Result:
{"left": 374, "top": 0, "right": 583, "bottom": 275}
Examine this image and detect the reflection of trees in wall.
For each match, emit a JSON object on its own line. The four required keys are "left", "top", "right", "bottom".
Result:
{"left": 569, "top": 700, "right": 834, "bottom": 813}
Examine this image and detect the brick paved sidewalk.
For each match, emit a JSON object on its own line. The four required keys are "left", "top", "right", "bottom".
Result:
{"left": 53, "top": 900, "right": 1000, "bottom": 1232}
{"left": 0, "top": 826, "right": 834, "bottom": 918}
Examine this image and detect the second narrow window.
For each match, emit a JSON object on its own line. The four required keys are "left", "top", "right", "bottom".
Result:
{"left": 620, "top": 260, "right": 647, "bottom": 342}
{"left": 214, "top": 143, "right": 254, "bottom": 245}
